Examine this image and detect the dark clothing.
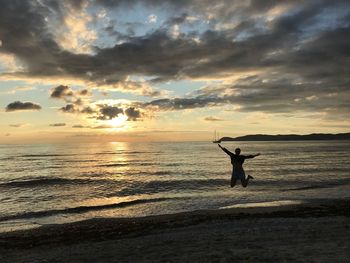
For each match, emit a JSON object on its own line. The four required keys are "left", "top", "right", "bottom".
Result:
{"left": 221, "top": 147, "right": 254, "bottom": 165}
{"left": 221, "top": 147, "right": 254, "bottom": 179}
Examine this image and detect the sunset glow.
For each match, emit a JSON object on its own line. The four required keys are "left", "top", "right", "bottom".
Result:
{"left": 109, "top": 114, "right": 128, "bottom": 129}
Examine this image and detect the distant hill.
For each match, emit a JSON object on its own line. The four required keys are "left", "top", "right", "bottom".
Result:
{"left": 216, "top": 133, "right": 350, "bottom": 142}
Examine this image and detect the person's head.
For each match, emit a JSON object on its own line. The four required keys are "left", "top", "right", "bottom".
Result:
{"left": 235, "top": 148, "right": 241, "bottom": 155}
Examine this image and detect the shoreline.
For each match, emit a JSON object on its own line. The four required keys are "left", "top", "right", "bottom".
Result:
{"left": 1, "top": 198, "right": 349, "bottom": 242}
{"left": 1, "top": 198, "right": 349, "bottom": 262}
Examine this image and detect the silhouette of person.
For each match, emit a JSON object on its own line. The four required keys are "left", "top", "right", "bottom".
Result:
{"left": 218, "top": 144, "right": 260, "bottom": 187}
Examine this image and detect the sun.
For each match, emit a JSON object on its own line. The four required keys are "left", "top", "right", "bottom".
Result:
{"left": 110, "top": 114, "right": 128, "bottom": 127}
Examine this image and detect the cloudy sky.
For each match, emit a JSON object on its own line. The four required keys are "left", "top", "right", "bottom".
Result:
{"left": 1, "top": 0, "right": 349, "bottom": 143}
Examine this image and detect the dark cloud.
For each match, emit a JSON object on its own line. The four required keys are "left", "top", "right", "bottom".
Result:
{"left": 164, "top": 13, "right": 197, "bottom": 27}
{"left": 140, "top": 71, "right": 350, "bottom": 119}
{"left": 144, "top": 97, "right": 218, "bottom": 110}
{"left": 50, "top": 85, "right": 74, "bottom": 99}
{"left": 9, "top": 123, "right": 27, "bottom": 127}
{"left": 78, "top": 89, "right": 92, "bottom": 96}
{"left": 49, "top": 123, "right": 66, "bottom": 127}
{"left": 91, "top": 124, "right": 114, "bottom": 129}
{"left": 2, "top": 1, "right": 349, "bottom": 84}
{"left": 60, "top": 104, "right": 76, "bottom": 113}
{"left": 59, "top": 102, "right": 95, "bottom": 115}
{"left": 125, "top": 107, "right": 141, "bottom": 121}
{"left": 73, "top": 98, "right": 83, "bottom": 105}
{"left": 89, "top": 0, "right": 190, "bottom": 11}
{"left": 0, "top": 0, "right": 163, "bottom": 96}
{"left": 98, "top": 106, "right": 123, "bottom": 120}
{"left": 73, "top": 124, "right": 124, "bottom": 129}
{"left": 204, "top": 116, "right": 224, "bottom": 121}
{"left": 80, "top": 106, "right": 95, "bottom": 114}
{"left": 59, "top": 102, "right": 143, "bottom": 122}
{"left": 51, "top": 86, "right": 93, "bottom": 111}
{"left": 5, "top": 101, "right": 41, "bottom": 112}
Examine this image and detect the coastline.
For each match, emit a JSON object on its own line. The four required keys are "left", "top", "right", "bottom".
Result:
{"left": 1, "top": 198, "right": 349, "bottom": 262}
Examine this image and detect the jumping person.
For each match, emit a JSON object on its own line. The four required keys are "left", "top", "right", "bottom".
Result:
{"left": 218, "top": 144, "right": 260, "bottom": 187}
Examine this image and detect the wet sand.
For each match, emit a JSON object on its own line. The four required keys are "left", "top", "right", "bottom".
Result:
{"left": 1, "top": 199, "right": 349, "bottom": 262}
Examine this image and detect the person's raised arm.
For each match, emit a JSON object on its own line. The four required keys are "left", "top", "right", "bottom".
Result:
{"left": 245, "top": 153, "right": 261, "bottom": 159}
{"left": 218, "top": 144, "right": 233, "bottom": 155}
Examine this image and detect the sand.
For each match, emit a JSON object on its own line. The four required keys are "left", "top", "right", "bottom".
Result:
{"left": 1, "top": 199, "right": 349, "bottom": 262}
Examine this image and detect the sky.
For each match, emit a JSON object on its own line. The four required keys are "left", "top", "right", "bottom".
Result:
{"left": 0, "top": 0, "right": 350, "bottom": 143}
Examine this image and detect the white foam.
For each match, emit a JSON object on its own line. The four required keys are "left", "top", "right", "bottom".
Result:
{"left": 220, "top": 200, "right": 303, "bottom": 209}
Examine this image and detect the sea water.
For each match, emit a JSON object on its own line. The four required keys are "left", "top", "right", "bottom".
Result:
{"left": 1, "top": 141, "right": 349, "bottom": 232}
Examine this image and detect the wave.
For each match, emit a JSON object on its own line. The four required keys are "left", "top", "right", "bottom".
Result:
{"left": 152, "top": 171, "right": 174, "bottom": 175}
{"left": 98, "top": 163, "right": 129, "bottom": 167}
{"left": 108, "top": 178, "right": 228, "bottom": 197}
{"left": 9, "top": 176, "right": 348, "bottom": 199}
{"left": 164, "top": 163, "right": 182, "bottom": 167}
{"left": 64, "top": 159, "right": 99, "bottom": 163}
{"left": 137, "top": 162, "right": 160, "bottom": 166}
{"left": 0, "top": 157, "right": 15, "bottom": 161}
{"left": 283, "top": 185, "right": 330, "bottom": 191}
{"left": 20, "top": 154, "right": 76, "bottom": 157}
{"left": 0, "top": 178, "right": 98, "bottom": 188}
{"left": 96, "top": 151, "right": 160, "bottom": 155}
{"left": 98, "top": 163, "right": 165, "bottom": 168}
{"left": 0, "top": 176, "right": 218, "bottom": 189}
{"left": 281, "top": 178, "right": 350, "bottom": 191}
{"left": 130, "top": 170, "right": 178, "bottom": 176}
{"left": 0, "top": 197, "right": 173, "bottom": 222}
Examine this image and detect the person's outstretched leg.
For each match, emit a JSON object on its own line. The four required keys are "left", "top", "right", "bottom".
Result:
{"left": 241, "top": 175, "right": 253, "bottom": 187}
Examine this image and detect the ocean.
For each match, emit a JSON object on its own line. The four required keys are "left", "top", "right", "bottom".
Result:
{"left": 1, "top": 141, "right": 350, "bottom": 232}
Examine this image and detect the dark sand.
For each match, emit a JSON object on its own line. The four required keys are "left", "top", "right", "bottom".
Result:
{"left": 1, "top": 199, "right": 349, "bottom": 262}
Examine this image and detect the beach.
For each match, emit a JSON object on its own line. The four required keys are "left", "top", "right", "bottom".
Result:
{"left": 1, "top": 198, "right": 349, "bottom": 262}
